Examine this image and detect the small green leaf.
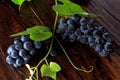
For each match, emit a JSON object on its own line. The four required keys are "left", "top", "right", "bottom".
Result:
{"left": 10, "top": 25, "right": 52, "bottom": 41}
{"left": 30, "top": 31, "right": 52, "bottom": 41}
{"left": 50, "top": 62, "right": 61, "bottom": 72}
{"left": 52, "top": 0, "right": 89, "bottom": 16}
{"left": 41, "top": 64, "right": 56, "bottom": 80}
{"left": 11, "top": 0, "right": 25, "bottom": 5}
{"left": 40, "top": 62, "right": 61, "bottom": 80}
{"left": 27, "top": 26, "right": 50, "bottom": 32}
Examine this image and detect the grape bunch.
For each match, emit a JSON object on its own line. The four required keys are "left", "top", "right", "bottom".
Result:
{"left": 56, "top": 14, "right": 115, "bottom": 57}
{"left": 6, "top": 35, "right": 42, "bottom": 68}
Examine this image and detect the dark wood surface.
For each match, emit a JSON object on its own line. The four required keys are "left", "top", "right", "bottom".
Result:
{"left": 0, "top": 0, "right": 120, "bottom": 80}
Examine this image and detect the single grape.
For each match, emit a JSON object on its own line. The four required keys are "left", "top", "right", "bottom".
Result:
{"left": 21, "top": 35, "right": 29, "bottom": 42}
{"left": 95, "top": 44, "right": 103, "bottom": 52}
{"left": 59, "top": 18, "right": 65, "bottom": 24}
{"left": 89, "top": 42, "right": 96, "bottom": 49}
{"left": 69, "top": 34, "right": 77, "bottom": 42}
{"left": 23, "top": 41, "right": 33, "bottom": 51}
{"left": 34, "top": 41, "right": 42, "bottom": 49}
{"left": 19, "top": 49, "right": 27, "bottom": 58}
{"left": 23, "top": 55, "right": 31, "bottom": 63}
{"left": 103, "top": 32, "right": 110, "bottom": 40}
{"left": 80, "top": 17, "right": 87, "bottom": 25}
{"left": 104, "top": 42, "right": 113, "bottom": 52}
{"left": 88, "top": 36, "right": 95, "bottom": 43}
{"left": 67, "top": 18, "right": 74, "bottom": 25}
{"left": 29, "top": 49, "right": 37, "bottom": 56}
{"left": 67, "top": 24, "right": 75, "bottom": 31}
{"left": 7, "top": 44, "right": 15, "bottom": 55}
{"left": 87, "top": 20, "right": 94, "bottom": 30}
{"left": 99, "top": 49, "right": 109, "bottom": 57}
{"left": 10, "top": 49, "right": 19, "bottom": 59}
{"left": 50, "top": 50, "right": 56, "bottom": 57}
{"left": 93, "top": 30, "right": 101, "bottom": 38}
{"left": 84, "top": 30, "right": 92, "bottom": 37}
{"left": 107, "top": 38, "right": 114, "bottom": 43}
{"left": 14, "top": 42, "right": 23, "bottom": 50}
{"left": 16, "top": 58, "right": 24, "bottom": 66}
{"left": 80, "top": 25, "right": 87, "bottom": 33}
{"left": 95, "top": 37, "right": 105, "bottom": 44}
{"left": 71, "top": 14, "right": 80, "bottom": 22}
{"left": 6, "top": 56, "right": 15, "bottom": 64}
{"left": 14, "top": 38, "right": 21, "bottom": 44}
{"left": 74, "top": 28, "right": 83, "bottom": 36}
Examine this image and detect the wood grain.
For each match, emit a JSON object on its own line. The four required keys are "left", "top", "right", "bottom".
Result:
{"left": 0, "top": 0, "right": 120, "bottom": 80}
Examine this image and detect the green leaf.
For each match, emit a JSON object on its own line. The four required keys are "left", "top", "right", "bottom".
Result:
{"left": 30, "top": 31, "right": 52, "bottom": 41}
{"left": 10, "top": 25, "right": 52, "bottom": 41}
{"left": 41, "top": 64, "right": 56, "bottom": 80}
{"left": 52, "top": 0, "right": 89, "bottom": 16}
{"left": 11, "top": 0, "right": 25, "bottom": 5}
{"left": 40, "top": 62, "right": 61, "bottom": 80}
{"left": 50, "top": 62, "right": 61, "bottom": 72}
{"left": 27, "top": 26, "right": 50, "bottom": 32}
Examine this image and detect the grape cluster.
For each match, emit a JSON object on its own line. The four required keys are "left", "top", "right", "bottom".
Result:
{"left": 56, "top": 14, "right": 115, "bottom": 57}
{"left": 6, "top": 35, "right": 42, "bottom": 68}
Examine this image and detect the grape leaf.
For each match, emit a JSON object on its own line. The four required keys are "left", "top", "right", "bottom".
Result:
{"left": 11, "top": 0, "right": 31, "bottom": 10}
{"left": 11, "top": 0, "right": 25, "bottom": 5}
{"left": 50, "top": 62, "right": 61, "bottom": 72}
{"left": 30, "top": 31, "right": 52, "bottom": 41}
{"left": 52, "top": 0, "right": 89, "bottom": 16}
{"left": 40, "top": 62, "right": 61, "bottom": 80}
{"left": 10, "top": 26, "right": 52, "bottom": 41}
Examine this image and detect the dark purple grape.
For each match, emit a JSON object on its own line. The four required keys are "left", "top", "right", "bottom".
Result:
{"left": 29, "top": 49, "right": 37, "bottom": 56}
{"left": 10, "top": 50, "right": 19, "bottom": 59}
{"left": 67, "top": 19, "right": 74, "bottom": 25}
{"left": 14, "top": 42, "right": 23, "bottom": 50}
{"left": 67, "top": 24, "right": 75, "bottom": 31}
{"left": 84, "top": 30, "right": 92, "bottom": 37}
{"left": 71, "top": 14, "right": 80, "bottom": 22}
{"left": 34, "top": 41, "right": 42, "bottom": 49}
{"left": 14, "top": 38, "right": 21, "bottom": 44}
{"left": 23, "top": 41, "right": 33, "bottom": 51}
{"left": 104, "top": 42, "right": 113, "bottom": 52}
{"left": 80, "top": 25, "right": 87, "bottom": 33}
{"left": 7, "top": 44, "right": 15, "bottom": 55}
{"left": 103, "top": 32, "right": 110, "bottom": 40}
{"left": 80, "top": 17, "right": 88, "bottom": 25}
{"left": 88, "top": 36, "right": 95, "bottom": 43}
{"left": 6, "top": 56, "right": 15, "bottom": 64}
{"left": 95, "top": 44, "right": 103, "bottom": 52}
{"left": 59, "top": 18, "right": 65, "bottom": 24}
{"left": 69, "top": 34, "right": 77, "bottom": 42}
{"left": 99, "top": 49, "right": 109, "bottom": 57}
{"left": 74, "top": 28, "right": 83, "bottom": 36}
{"left": 87, "top": 20, "right": 94, "bottom": 30}
{"left": 89, "top": 42, "right": 96, "bottom": 49}
{"left": 16, "top": 58, "right": 24, "bottom": 66}
{"left": 95, "top": 37, "right": 105, "bottom": 44}
{"left": 19, "top": 49, "right": 27, "bottom": 58}
{"left": 21, "top": 35, "right": 29, "bottom": 42}
{"left": 50, "top": 50, "right": 56, "bottom": 57}
{"left": 93, "top": 30, "right": 101, "bottom": 38}
{"left": 23, "top": 55, "right": 31, "bottom": 63}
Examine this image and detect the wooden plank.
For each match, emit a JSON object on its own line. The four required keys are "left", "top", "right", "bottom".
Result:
{"left": 0, "top": 0, "right": 120, "bottom": 80}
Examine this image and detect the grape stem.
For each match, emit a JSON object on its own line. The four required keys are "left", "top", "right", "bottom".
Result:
{"left": 55, "top": 37, "right": 93, "bottom": 73}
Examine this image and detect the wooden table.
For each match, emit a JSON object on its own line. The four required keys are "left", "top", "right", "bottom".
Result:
{"left": 0, "top": 0, "right": 120, "bottom": 80}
